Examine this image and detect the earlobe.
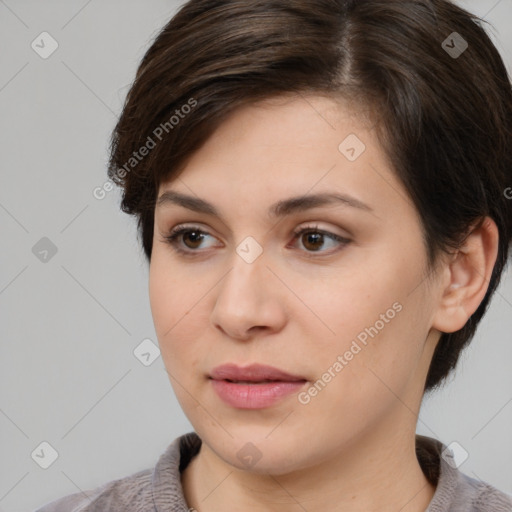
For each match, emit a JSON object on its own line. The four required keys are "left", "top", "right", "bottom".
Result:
{"left": 431, "top": 217, "right": 499, "bottom": 334}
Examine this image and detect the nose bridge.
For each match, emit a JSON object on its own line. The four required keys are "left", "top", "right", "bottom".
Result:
{"left": 218, "top": 242, "right": 269, "bottom": 311}
{"left": 210, "top": 240, "right": 285, "bottom": 338}
{"left": 222, "top": 232, "right": 268, "bottom": 293}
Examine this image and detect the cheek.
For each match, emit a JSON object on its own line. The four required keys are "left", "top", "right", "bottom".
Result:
{"left": 296, "top": 304, "right": 423, "bottom": 443}
{"left": 148, "top": 254, "right": 217, "bottom": 385}
{"left": 149, "top": 253, "right": 200, "bottom": 335}
{"left": 297, "top": 261, "right": 424, "bottom": 397}
{"left": 149, "top": 262, "right": 175, "bottom": 338}
{"left": 295, "top": 263, "right": 401, "bottom": 348}
{"left": 149, "top": 258, "right": 193, "bottom": 360}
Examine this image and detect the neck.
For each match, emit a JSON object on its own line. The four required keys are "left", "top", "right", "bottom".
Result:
{"left": 181, "top": 419, "right": 436, "bottom": 512}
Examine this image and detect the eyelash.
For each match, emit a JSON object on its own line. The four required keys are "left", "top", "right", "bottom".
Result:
{"left": 161, "top": 224, "right": 351, "bottom": 257}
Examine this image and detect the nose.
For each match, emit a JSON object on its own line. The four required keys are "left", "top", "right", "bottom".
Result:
{"left": 210, "top": 252, "right": 287, "bottom": 341}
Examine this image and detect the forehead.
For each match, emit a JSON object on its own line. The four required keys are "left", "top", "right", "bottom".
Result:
{"left": 155, "top": 94, "right": 406, "bottom": 221}
{"left": 198, "top": 93, "right": 373, "bottom": 150}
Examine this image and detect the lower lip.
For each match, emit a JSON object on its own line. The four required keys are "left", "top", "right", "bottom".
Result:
{"left": 210, "top": 379, "right": 307, "bottom": 409}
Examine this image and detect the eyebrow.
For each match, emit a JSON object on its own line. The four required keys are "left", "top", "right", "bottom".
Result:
{"left": 156, "top": 190, "right": 374, "bottom": 219}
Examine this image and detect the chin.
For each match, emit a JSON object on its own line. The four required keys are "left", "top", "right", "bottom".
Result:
{"left": 203, "top": 428, "right": 317, "bottom": 475}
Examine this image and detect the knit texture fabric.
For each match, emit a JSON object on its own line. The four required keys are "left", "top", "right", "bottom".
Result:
{"left": 35, "top": 431, "right": 512, "bottom": 511}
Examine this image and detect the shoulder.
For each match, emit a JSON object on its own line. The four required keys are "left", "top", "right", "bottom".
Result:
{"left": 448, "top": 471, "right": 512, "bottom": 512}
{"left": 416, "top": 435, "right": 512, "bottom": 512}
{"left": 34, "top": 432, "right": 199, "bottom": 512}
{"left": 34, "top": 468, "right": 153, "bottom": 512}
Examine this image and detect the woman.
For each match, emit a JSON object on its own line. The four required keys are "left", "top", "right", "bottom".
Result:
{"left": 36, "top": 0, "right": 512, "bottom": 510}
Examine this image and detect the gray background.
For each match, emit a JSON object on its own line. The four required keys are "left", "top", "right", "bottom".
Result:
{"left": 0, "top": 1, "right": 511, "bottom": 510}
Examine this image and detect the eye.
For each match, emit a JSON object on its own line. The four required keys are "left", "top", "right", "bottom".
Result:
{"left": 290, "top": 224, "right": 351, "bottom": 254}
{"left": 161, "top": 225, "right": 218, "bottom": 255}
{"left": 161, "top": 223, "right": 351, "bottom": 256}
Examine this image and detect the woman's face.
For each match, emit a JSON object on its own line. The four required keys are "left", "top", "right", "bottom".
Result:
{"left": 149, "top": 94, "right": 443, "bottom": 474}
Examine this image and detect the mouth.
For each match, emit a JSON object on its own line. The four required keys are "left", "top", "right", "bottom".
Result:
{"left": 219, "top": 378, "right": 306, "bottom": 384}
{"left": 210, "top": 378, "right": 308, "bottom": 389}
{"left": 209, "top": 376, "right": 308, "bottom": 409}
{"left": 209, "top": 362, "right": 307, "bottom": 383}
{"left": 207, "top": 363, "right": 308, "bottom": 409}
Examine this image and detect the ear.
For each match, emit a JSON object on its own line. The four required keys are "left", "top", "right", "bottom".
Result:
{"left": 431, "top": 217, "right": 499, "bottom": 334}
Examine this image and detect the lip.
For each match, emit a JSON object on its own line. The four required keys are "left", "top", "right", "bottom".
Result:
{"left": 208, "top": 363, "right": 308, "bottom": 409}
{"left": 209, "top": 363, "right": 307, "bottom": 382}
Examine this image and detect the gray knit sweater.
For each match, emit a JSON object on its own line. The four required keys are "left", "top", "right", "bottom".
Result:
{"left": 35, "top": 432, "right": 512, "bottom": 511}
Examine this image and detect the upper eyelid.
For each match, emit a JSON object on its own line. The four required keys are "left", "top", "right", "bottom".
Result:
{"left": 168, "top": 222, "right": 348, "bottom": 238}
{"left": 165, "top": 223, "right": 349, "bottom": 251}
{"left": 156, "top": 200, "right": 371, "bottom": 236}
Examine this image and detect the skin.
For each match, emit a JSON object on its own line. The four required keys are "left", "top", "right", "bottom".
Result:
{"left": 149, "top": 94, "right": 499, "bottom": 512}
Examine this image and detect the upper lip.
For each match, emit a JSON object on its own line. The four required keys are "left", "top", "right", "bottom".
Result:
{"left": 209, "top": 363, "right": 307, "bottom": 382}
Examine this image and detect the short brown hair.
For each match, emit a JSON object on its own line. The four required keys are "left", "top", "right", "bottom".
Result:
{"left": 107, "top": 0, "right": 512, "bottom": 392}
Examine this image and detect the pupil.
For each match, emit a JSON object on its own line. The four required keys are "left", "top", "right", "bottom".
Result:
{"left": 185, "top": 231, "right": 203, "bottom": 248}
{"left": 304, "top": 233, "right": 323, "bottom": 250}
